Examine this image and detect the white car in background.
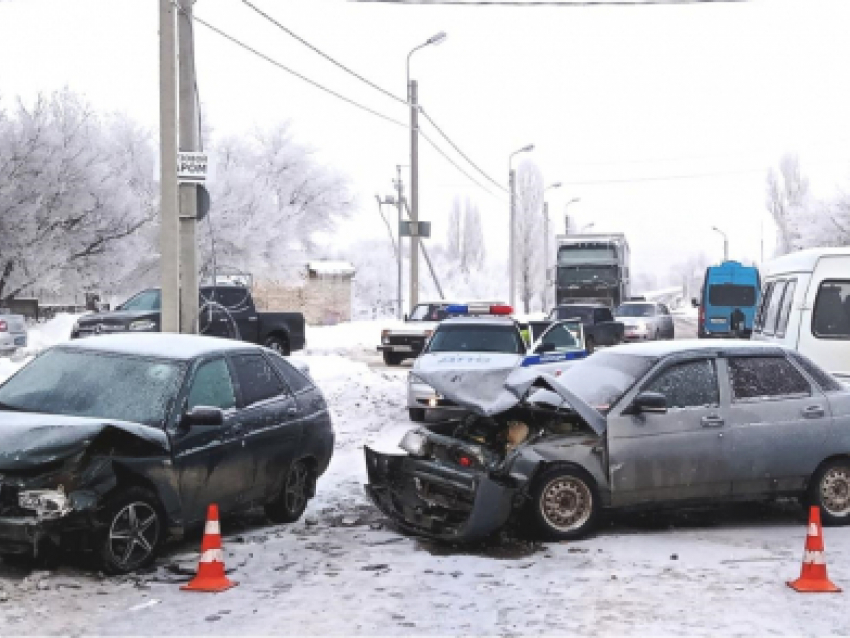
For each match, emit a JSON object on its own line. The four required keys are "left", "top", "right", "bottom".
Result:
{"left": 0, "top": 311, "right": 27, "bottom": 356}
{"left": 614, "top": 301, "right": 675, "bottom": 341}
{"left": 407, "top": 312, "right": 587, "bottom": 422}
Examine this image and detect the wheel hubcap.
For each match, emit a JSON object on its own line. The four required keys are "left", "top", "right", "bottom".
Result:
{"left": 285, "top": 464, "right": 308, "bottom": 513}
{"left": 540, "top": 476, "right": 592, "bottom": 532}
{"left": 821, "top": 468, "right": 850, "bottom": 516}
{"left": 109, "top": 502, "right": 159, "bottom": 569}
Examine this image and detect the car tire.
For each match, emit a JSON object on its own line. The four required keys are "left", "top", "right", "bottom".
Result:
{"left": 585, "top": 337, "right": 595, "bottom": 354}
{"left": 408, "top": 408, "right": 426, "bottom": 422}
{"left": 383, "top": 352, "right": 404, "bottom": 366}
{"left": 264, "top": 335, "right": 291, "bottom": 356}
{"left": 265, "top": 460, "right": 312, "bottom": 524}
{"left": 98, "top": 487, "right": 164, "bottom": 575}
{"left": 808, "top": 459, "right": 850, "bottom": 526}
{"left": 529, "top": 466, "right": 599, "bottom": 541}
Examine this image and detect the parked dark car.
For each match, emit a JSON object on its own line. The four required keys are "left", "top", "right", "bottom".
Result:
{"left": 547, "top": 304, "right": 624, "bottom": 352}
{"left": 0, "top": 334, "right": 333, "bottom": 573}
{"left": 70, "top": 285, "right": 305, "bottom": 355}
{"left": 366, "top": 340, "right": 850, "bottom": 543}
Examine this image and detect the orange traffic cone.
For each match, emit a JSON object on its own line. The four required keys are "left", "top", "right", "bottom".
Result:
{"left": 787, "top": 506, "right": 841, "bottom": 593}
{"left": 181, "top": 504, "right": 237, "bottom": 593}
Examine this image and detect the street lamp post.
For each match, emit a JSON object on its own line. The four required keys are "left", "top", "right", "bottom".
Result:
{"left": 407, "top": 31, "right": 446, "bottom": 313}
{"left": 563, "top": 197, "right": 581, "bottom": 233}
{"left": 509, "top": 144, "right": 534, "bottom": 308}
{"left": 712, "top": 226, "right": 729, "bottom": 261}
{"left": 542, "top": 182, "right": 562, "bottom": 311}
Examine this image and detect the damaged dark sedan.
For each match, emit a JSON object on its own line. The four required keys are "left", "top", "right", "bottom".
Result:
{"left": 0, "top": 334, "right": 333, "bottom": 573}
{"left": 366, "top": 341, "right": 850, "bottom": 542}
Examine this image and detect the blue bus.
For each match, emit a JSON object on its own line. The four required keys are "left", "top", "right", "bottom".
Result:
{"left": 694, "top": 261, "right": 761, "bottom": 338}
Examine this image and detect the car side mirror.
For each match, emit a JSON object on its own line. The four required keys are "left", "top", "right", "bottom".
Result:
{"left": 632, "top": 392, "right": 667, "bottom": 414}
{"left": 183, "top": 406, "right": 224, "bottom": 427}
{"left": 691, "top": 298, "right": 699, "bottom": 308}
{"left": 535, "top": 343, "right": 556, "bottom": 355}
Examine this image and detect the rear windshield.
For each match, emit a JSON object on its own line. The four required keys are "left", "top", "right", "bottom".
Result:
{"left": 427, "top": 324, "right": 524, "bottom": 354}
{"left": 556, "top": 352, "right": 657, "bottom": 413}
{"left": 550, "top": 307, "right": 594, "bottom": 322}
{"left": 708, "top": 283, "right": 756, "bottom": 307}
{"left": 615, "top": 304, "right": 655, "bottom": 317}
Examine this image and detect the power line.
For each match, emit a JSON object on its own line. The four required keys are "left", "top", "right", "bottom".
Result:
{"left": 418, "top": 106, "right": 507, "bottom": 192}
{"left": 419, "top": 126, "right": 505, "bottom": 200}
{"left": 240, "top": 0, "right": 408, "bottom": 106}
{"left": 350, "top": 0, "right": 747, "bottom": 6}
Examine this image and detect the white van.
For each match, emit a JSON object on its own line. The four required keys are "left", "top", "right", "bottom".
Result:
{"left": 753, "top": 247, "right": 850, "bottom": 377}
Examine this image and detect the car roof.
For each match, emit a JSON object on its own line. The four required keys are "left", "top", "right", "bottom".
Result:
{"left": 763, "top": 247, "right": 850, "bottom": 277}
{"left": 58, "top": 333, "right": 257, "bottom": 361}
{"left": 438, "top": 316, "right": 517, "bottom": 326}
{"left": 602, "top": 339, "right": 787, "bottom": 358}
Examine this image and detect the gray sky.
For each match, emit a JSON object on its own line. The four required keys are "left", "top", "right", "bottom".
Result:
{"left": 2, "top": 0, "right": 849, "bottom": 281}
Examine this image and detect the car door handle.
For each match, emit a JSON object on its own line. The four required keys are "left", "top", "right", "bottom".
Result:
{"left": 802, "top": 406, "right": 826, "bottom": 419}
{"left": 248, "top": 316, "right": 259, "bottom": 322}
{"left": 701, "top": 415, "right": 724, "bottom": 428}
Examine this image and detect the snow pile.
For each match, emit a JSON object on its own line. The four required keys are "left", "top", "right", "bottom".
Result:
{"left": 25, "top": 313, "right": 83, "bottom": 351}
{"left": 305, "top": 320, "right": 402, "bottom": 357}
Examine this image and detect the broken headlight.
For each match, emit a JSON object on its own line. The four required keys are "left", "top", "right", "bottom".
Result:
{"left": 399, "top": 430, "right": 430, "bottom": 457}
{"left": 19, "top": 487, "right": 70, "bottom": 519}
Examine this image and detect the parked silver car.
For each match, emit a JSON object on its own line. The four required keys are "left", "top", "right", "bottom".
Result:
{"left": 0, "top": 312, "right": 27, "bottom": 355}
{"left": 615, "top": 301, "right": 674, "bottom": 341}
{"left": 366, "top": 340, "right": 850, "bottom": 542}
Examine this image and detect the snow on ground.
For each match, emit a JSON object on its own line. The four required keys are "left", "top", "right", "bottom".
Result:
{"left": 1, "top": 320, "right": 850, "bottom": 634}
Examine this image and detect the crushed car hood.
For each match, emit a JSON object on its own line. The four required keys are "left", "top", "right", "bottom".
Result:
{"left": 414, "top": 358, "right": 607, "bottom": 435}
{"left": 0, "top": 412, "right": 170, "bottom": 471}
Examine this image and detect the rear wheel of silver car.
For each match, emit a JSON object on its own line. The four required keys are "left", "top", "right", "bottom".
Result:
{"left": 530, "top": 467, "right": 598, "bottom": 541}
{"left": 264, "top": 335, "right": 291, "bottom": 356}
{"left": 99, "top": 487, "right": 164, "bottom": 575}
{"left": 408, "top": 408, "right": 426, "bottom": 422}
{"left": 265, "top": 460, "right": 312, "bottom": 524}
{"left": 585, "top": 337, "right": 596, "bottom": 354}
{"left": 811, "top": 460, "right": 850, "bottom": 526}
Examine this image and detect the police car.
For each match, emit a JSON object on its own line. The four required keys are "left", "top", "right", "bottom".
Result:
{"left": 406, "top": 304, "right": 588, "bottom": 421}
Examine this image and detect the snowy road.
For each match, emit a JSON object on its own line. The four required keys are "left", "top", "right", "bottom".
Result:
{"left": 1, "top": 318, "right": 848, "bottom": 635}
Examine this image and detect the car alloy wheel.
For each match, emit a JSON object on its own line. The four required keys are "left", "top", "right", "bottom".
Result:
{"left": 285, "top": 462, "right": 309, "bottom": 514}
{"left": 820, "top": 467, "right": 850, "bottom": 517}
{"left": 539, "top": 475, "right": 593, "bottom": 533}
{"left": 108, "top": 501, "right": 161, "bottom": 572}
{"left": 264, "top": 336, "right": 291, "bottom": 356}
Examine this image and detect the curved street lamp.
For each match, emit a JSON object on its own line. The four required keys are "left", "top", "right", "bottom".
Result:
{"left": 508, "top": 144, "right": 534, "bottom": 306}
{"left": 712, "top": 226, "right": 729, "bottom": 261}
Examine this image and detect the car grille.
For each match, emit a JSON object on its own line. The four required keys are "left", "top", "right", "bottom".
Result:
{"left": 75, "top": 323, "right": 127, "bottom": 337}
{"left": 389, "top": 335, "right": 425, "bottom": 347}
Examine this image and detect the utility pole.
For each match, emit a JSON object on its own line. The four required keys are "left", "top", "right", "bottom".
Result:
{"left": 394, "top": 166, "right": 405, "bottom": 319}
{"left": 409, "top": 80, "right": 420, "bottom": 312}
{"left": 509, "top": 167, "right": 516, "bottom": 307}
{"left": 178, "top": 1, "right": 199, "bottom": 334}
{"left": 159, "top": 0, "right": 180, "bottom": 333}
{"left": 543, "top": 201, "right": 549, "bottom": 310}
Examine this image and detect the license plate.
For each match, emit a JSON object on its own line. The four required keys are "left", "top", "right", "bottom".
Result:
{"left": 13, "top": 337, "right": 25, "bottom": 346}
{"left": 710, "top": 318, "right": 726, "bottom": 324}
{"left": 393, "top": 345, "right": 413, "bottom": 352}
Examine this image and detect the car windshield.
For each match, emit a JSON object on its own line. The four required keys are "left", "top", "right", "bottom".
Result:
{"left": 119, "top": 290, "right": 161, "bottom": 312}
{"left": 409, "top": 304, "right": 447, "bottom": 321}
{"left": 557, "top": 351, "right": 657, "bottom": 413}
{"left": 427, "top": 324, "right": 524, "bottom": 354}
{"left": 0, "top": 348, "right": 185, "bottom": 427}
{"left": 558, "top": 265, "right": 618, "bottom": 286}
{"left": 615, "top": 303, "right": 655, "bottom": 317}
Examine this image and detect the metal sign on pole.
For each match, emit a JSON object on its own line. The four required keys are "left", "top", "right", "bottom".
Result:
{"left": 177, "top": 151, "right": 208, "bottom": 184}
{"left": 399, "top": 221, "right": 431, "bottom": 238}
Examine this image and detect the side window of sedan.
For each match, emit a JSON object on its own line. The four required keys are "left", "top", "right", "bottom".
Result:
{"left": 541, "top": 324, "right": 578, "bottom": 350}
{"left": 267, "top": 353, "right": 314, "bottom": 394}
{"left": 728, "top": 356, "right": 811, "bottom": 400}
{"left": 188, "top": 358, "right": 236, "bottom": 411}
{"left": 643, "top": 360, "right": 719, "bottom": 409}
{"left": 232, "top": 354, "right": 287, "bottom": 407}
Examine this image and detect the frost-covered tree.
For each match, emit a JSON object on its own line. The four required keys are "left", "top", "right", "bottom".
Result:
{"left": 461, "top": 200, "right": 485, "bottom": 273}
{"left": 766, "top": 154, "right": 811, "bottom": 255}
{"left": 446, "top": 197, "right": 462, "bottom": 261}
{"left": 0, "top": 90, "right": 157, "bottom": 301}
{"left": 514, "top": 161, "right": 545, "bottom": 313}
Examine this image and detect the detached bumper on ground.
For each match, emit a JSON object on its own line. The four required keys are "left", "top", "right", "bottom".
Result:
{"left": 363, "top": 446, "right": 518, "bottom": 542}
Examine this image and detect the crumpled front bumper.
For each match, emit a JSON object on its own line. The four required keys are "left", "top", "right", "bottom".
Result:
{"left": 364, "top": 446, "right": 518, "bottom": 542}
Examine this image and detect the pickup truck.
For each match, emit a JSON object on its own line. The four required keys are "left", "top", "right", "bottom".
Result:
{"left": 70, "top": 285, "right": 305, "bottom": 355}
{"left": 0, "top": 311, "right": 27, "bottom": 355}
{"left": 547, "top": 304, "right": 624, "bottom": 352}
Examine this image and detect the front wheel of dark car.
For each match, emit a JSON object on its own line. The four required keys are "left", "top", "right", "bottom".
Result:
{"left": 809, "top": 460, "right": 850, "bottom": 526}
{"left": 265, "top": 460, "right": 312, "bottom": 524}
{"left": 98, "top": 487, "right": 164, "bottom": 575}
{"left": 383, "top": 352, "right": 404, "bottom": 366}
{"left": 585, "top": 337, "right": 595, "bottom": 354}
{"left": 529, "top": 466, "right": 599, "bottom": 541}
{"left": 264, "top": 335, "right": 291, "bottom": 356}
{"left": 408, "top": 408, "right": 426, "bottom": 422}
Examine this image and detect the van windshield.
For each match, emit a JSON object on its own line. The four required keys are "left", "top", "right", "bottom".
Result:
{"left": 708, "top": 284, "right": 756, "bottom": 307}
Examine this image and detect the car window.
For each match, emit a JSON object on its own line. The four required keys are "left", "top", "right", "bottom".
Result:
{"left": 754, "top": 281, "right": 774, "bottom": 333}
{"left": 594, "top": 308, "right": 613, "bottom": 323}
{"left": 119, "top": 290, "right": 161, "bottom": 312}
{"left": 708, "top": 283, "right": 757, "bottom": 307}
{"left": 775, "top": 279, "right": 797, "bottom": 338}
{"left": 540, "top": 324, "right": 579, "bottom": 350}
{"left": 188, "top": 358, "right": 236, "bottom": 411}
{"left": 267, "top": 353, "right": 313, "bottom": 393}
{"left": 427, "top": 324, "right": 524, "bottom": 354}
{"left": 728, "top": 356, "right": 811, "bottom": 400}
{"left": 205, "top": 287, "right": 251, "bottom": 311}
{"left": 762, "top": 280, "right": 787, "bottom": 336}
{"left": 615, "top": 303, "right": 654, "bottom": 317}
{"left": 642, "top": 359, "right": 719, "bottom": 409}
{"left": 788, "top": 351, "right": 843, "bottom": 393}
{"left": 556, "top": 307, "right": 593, "bottom": 323}
{"left": 813, "top": 280, "right": 850, "bottom": 339}
{"left": 231, "top": 354, "right": 287, "bottom": 407}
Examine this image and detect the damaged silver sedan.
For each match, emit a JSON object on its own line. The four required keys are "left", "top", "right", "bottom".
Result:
{"left": 365, "top": 341, "right": 850, "bottom": 542}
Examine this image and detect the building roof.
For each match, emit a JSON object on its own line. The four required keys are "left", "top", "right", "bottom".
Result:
{"left": 59, "top": 333, "right": 256, "bottom": 361}
{"left": 763, "top": 247, "right": 850, "bottom": 277}
{"left": 307, "top": 261, "right": 356, "bottom": 276}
